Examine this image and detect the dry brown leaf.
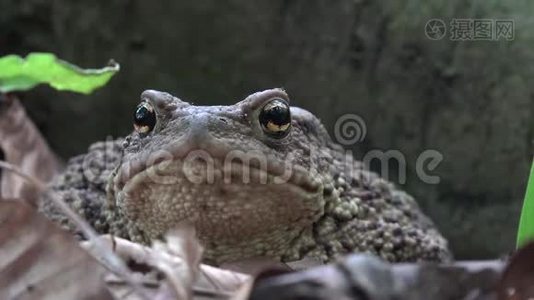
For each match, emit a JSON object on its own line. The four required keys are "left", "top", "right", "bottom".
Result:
{"left": 82, "top": 234, "right": 251, "bottom": 300}
{"left": 0, "top": 200, "right": 113, "bottom": 300}
{"left": 0, "top": 94, "right": 60, "bottom": 204}
{"left": 167, "top": 227, "right": 204, "bottom": 290}
{"left": 197, "top": 264, "right": 251, "bottom": 300}
{"left": 151, "top": 226, "right": 203, "bottom": 299}
{"left": 217, "top": 255, "right": 326, "bottom": 299}
{"left": 247, "top": 254, "right": 504, "bottom": 300}
{"left": 497, "top": 241, "right": 534, "bottom": 300}
{"left": 220, "top": 257, "right": 291, "bottom": 275}
{"left": 219, "top": 258, "right": 293, "bottom": 300}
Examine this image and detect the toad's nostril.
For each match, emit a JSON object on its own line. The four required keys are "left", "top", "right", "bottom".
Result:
{"left": 218, "top": 117, "right": 228, "bottom": 124}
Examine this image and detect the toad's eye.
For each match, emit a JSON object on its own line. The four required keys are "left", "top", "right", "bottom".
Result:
{"left": 259, "top": 98, "right": 291, "bottom": 138}
{"left": 133, "top": 102, "right": 156, "bottom": 134}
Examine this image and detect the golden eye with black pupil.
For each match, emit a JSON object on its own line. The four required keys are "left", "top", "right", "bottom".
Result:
{"left": 259, "top": 98, "right": 291, "bottom": 138}
{"left": 133, "top": 102, "right": 156, "bottom": 134}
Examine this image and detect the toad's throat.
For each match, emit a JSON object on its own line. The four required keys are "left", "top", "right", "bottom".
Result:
{"left": 115, "top": 158, "right": 325, "bottom": 242}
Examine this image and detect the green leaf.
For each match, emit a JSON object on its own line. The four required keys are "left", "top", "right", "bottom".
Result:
{"left": 517, "top": 157, "right": 534, "bottom": 248}
{"left": 0, "top": 53, "right": 119, "bottom": 94}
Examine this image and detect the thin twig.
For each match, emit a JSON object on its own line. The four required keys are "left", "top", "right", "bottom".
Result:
{"left": 0, "top": 160, "right": 151, "bottom": 300}
{"left": 0, "top": 160, "right": 47, "bottom": 191}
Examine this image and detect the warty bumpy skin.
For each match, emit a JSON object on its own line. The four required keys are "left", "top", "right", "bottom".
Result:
{"left": 39, "top": 88, "right": 452, "bottom": 264}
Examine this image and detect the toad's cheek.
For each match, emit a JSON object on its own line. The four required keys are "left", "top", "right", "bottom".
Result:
{"left": 115, "top": 159, "right": 324, "bottom": 243}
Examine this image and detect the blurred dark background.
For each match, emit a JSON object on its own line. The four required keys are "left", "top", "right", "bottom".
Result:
{"left": 1, "top": 0, "right": 532, "bottom": 259}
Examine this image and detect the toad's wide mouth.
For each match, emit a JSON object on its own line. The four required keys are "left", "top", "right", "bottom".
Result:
{"left": 113, "top": 150, "right": 325, "bottom": 243}
{"left": 115, "top": 146, "right": 322, "bottom": 193}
